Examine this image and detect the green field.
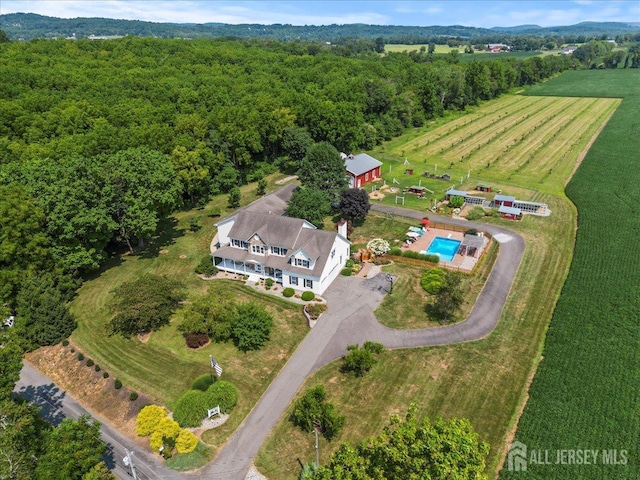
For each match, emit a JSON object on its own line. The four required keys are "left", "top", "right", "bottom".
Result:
{"left": 364, "top": 93, "right": 618, "bottom": 216}
{"left": 68, "top": 175, "right": 309, "bottom": 461}
{"left": 501, "top": 70, "right": 640, "bottom": 479}
{"left": 384, "top": 43, "right": 545, "bottom": 61}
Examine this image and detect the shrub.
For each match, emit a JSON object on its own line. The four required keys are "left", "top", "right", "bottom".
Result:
{"left": 94, "top": 364, "right": 101, "bottom": 372}
{"left": 70, "top": 348, "right": 75, "bottom": 353}
{"left": 388, "top": 247, "right": 403, "bottom": 256}
{"left": 301, "top": 291, "right": 315, "bottom": 301}
{"left": 150, "top": 417, "right": 181, "bottom": 452}
{"left": 305, "top": 303, "right": 327, "bottom": 320}
{"left": 366, "top": 238, "right": 391, "bottom": 256}
{"left": 205, "top": 381, "right": 238, "bottom": 413}
{"left": 195, "top": 255, "right": 218, "bottom": 277}
{"left": 289, "top": 385, "right": 345, "bottom": 441}
{"left": 403, "top": 250, "right": 439, "bottom": 263}
{"left": 449, "top": 195, "right": 465, "bottom": 208}
{"left": 77, "top": 353, "right": 84, "bottom": 361}
{"left": 175, "top": 430, "right": 199, "bottom": 454}
{"left": 102, "top": 371, "right": 109, "bottom": 378}
{"left": 345, "top": 259, "right": 355, "bottom": 268}
{"left": 341, "top": 268, "right": 352, "bottom": 276}
{"left": 341, "top": 344, "right": 377, "bottom": 377}
{"left": 283, "top": 287, "right": 295, "bottom": 297}
{"left": 185, "top": 333, "right": 209, "bottom": 349}
{"left": 137, "top": 405, "right": 168, "bottom": 437}
{"left": 230, "top": 302, "right": 273, "bottom": 352}
{"left": 62, "top": 339, "right": 69, "bottom": 346}
{"left": 114, "top": 379, "right": 122, "bottom": 389}
{"left": 130, "top": 392, "right": 139, "bottom": 401}
{"left": 192, "top": 374, "right": 215, "bottom": 392}
{"left": 265, "top": 278, "right": 274, "bottom": 287}
{"left": 86, "top": 359, "right": 94, "bottom": 367}
{"left": 465, "top": 228, "right": 479, "bottom": 236}
{"left": 421, "top": 268, "right": 447, "bottom": 294}
{"left": 363, "top": 341, "right": 384, "bottom": 354}
{"left": 465, "top": 206, "right": 486, "bottom": 221}
{"left": 173, "top": 390, "right": 209, "bottom": 428}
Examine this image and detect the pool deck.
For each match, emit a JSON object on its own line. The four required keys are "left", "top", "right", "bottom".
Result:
{"left": 399, "top": 226, "right": 488, "bottom": 272}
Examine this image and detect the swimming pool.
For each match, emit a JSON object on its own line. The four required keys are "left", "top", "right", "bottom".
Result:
{"left": 425, "top": 237, "right": 461, "bottom": 262}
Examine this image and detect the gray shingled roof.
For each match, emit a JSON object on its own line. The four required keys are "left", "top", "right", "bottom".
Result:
{"left": 344, "top": 153, "right": 382, "bottom": 176}
{"left": 243, "top": 183, "right": 298, "bottom": 216}
{"left": 218, "top": 213, "right": 339, "bottom": 278}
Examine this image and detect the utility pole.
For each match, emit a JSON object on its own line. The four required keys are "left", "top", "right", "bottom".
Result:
{"left": 123, "top": 449, "right": 139, "bottom": 480}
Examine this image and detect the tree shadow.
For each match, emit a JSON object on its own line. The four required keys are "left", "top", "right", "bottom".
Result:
{"left": 12, "top": 383, "right": 67, "bottom": 427}
{"left": 136, "top": 217, "right": 186, "bottom": 259}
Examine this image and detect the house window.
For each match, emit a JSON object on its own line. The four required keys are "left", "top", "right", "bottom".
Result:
{"left": 290, "top": 276, "right": 298, "bottom": 286}
{"left": 304, "top": 279, "right": 313, "bottom": 289}
{"left": 365, "top": 172, "right": 369, "bottom": 181}
{"left": 331, "top": 249, "right": 336, "bottom": 259}
{"left": 231, "top": 239, "right": 248, "bottom": 249}
{"left": 251, "top": 245, "right": 265, "bottom": 255}
{"left": 271, "top": 246, "right": 287, "bottom": 256}
{"left": 295, "top": 258, "right": 310, "bottom": 268}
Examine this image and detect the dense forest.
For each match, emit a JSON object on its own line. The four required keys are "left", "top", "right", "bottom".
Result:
{"left": 2, "top": 13, "right": 639, "bottom": 43}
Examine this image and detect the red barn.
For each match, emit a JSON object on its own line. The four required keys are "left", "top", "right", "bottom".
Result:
{"left": 344, "top": 153, "right": 383, "bottom": 188}
{"left": 499, "top": 205, "right": 522, "bottom": 220}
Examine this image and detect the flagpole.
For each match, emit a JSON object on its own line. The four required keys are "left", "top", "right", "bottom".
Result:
{"left": 209, "top": 355, "right": 214, "bottom": 383}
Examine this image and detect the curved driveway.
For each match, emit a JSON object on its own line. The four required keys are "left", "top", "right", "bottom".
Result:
{"left": 198, "top": 204, "right": 525, "bottom": 479}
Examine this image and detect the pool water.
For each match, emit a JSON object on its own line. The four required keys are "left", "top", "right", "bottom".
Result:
{"left": 425, "top": 237, "right": 461, "bottom": 262}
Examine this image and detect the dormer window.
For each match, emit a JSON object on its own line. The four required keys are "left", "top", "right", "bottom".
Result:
{"left": 231, "top": 239, "right": 248, "bottom": 249}
{"left": 294, "top": 258, "right": 310, "bottom": 268}
{"left": 251, "top": 245, "right": 265, "bottom": 255}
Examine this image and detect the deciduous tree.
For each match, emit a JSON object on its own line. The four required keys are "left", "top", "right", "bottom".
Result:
{"left": 298, "top": 142, "right": 348, "bottom": 199}
{"left": 286, "top": 187, "right": 331, "bottom": 228}
{"left": 337, "top": 188, "right": 371, "bottom": 222}
{"left": 313, "top": 405, "right": 489, "bottom": 479}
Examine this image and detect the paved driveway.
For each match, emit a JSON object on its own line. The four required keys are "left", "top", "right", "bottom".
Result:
{"left": 198, "top": 205, "right": 525, "bottom": 479}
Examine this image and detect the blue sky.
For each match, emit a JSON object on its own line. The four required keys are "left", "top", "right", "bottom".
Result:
{"left": 2, "top": 1, "right": 639, "bottom": 28}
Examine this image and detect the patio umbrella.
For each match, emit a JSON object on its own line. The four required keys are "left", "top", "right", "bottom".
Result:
{"left": 421, "top": 218, "right": 430, "bottom": 226}
{"left": 406, "top": 232, "right": 420, "bottom": 238}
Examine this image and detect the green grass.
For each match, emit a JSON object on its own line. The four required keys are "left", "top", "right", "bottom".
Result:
{"left": 257, "top": 185, "right": 577, "bottom": 479}
{"left": 369, "top": 94, "right": 619, "bottom": 201}
{"left": 501, "top": 69, "right": 640, "bottom": 479}
{"left": 165, "top": 442, "right": 212, "bottom": 471}
{"left": 69, "top": 174, "right": 309, "bottom": 463}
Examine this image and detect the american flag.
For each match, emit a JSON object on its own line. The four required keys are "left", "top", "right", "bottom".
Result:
{"left": 210, "top": 356, "right": 223, "bottom": 377}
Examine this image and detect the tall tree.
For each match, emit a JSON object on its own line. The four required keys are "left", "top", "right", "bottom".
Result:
{"left": 430, "top": 271, "right": 464, "bottom": 323}
{"left": 35, "top": 415, "right": 106, "bottom": 480}
{"left": 0, "top": 186, "right": 51, "bottom": 304}
{"left": 16, "top": 273, "right": 76, "bottom": 351}
{"left": 313, "top": 404, "right": 489, "bottom": 479}
{"left": 297, "top": 142, "right": 348, "bottom": 199}
{"left": 0, "top": 399, "right": 44, "bottom": 479}
{"left": 285, "top": 187, "right": 331, "bottom": 228}
{"left": 0, "top": 329, "right": 23, "bottom": 401}
{"left": 337, "top": 188, "right": 371, "bottom": 222}
{"left": 100, "top": 147, "right": 181, "bottom": 252}
{"left": 109, "top": 274, "right": 185, "bottom": 337}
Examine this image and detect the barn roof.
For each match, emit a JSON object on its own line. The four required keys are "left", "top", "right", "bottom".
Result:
{"left": 344, "top": 153, "right": 382, "bottom": 176}
{"left": 494, "top": 194, "right": 516, "bottom": 202}
{"left": 498, "top": 205, "right": 522, "bottom": 215}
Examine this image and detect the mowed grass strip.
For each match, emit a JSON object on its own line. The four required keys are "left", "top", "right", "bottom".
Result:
{"left": 257, "top": 192, "right": 576, "bottom": 479}
{"left": 501, "top": 69, "right": 640, "bottom": 479}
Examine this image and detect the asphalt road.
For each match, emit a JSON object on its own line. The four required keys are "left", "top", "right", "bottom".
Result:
{"left": 14, "top": 363, "right": 183, "bottom": 480}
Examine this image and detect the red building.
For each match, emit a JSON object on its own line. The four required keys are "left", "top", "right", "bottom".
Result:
{"left": 494, "top": 194, "right": 516, "bottom": 208}
{"left": 344, "top": 153, "right": 383, "bottom": 188}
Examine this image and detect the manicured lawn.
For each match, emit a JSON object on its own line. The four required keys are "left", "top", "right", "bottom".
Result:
{"left": 256, "top": 191, "right": 577, "bottom": 479}
{"left": 69, "top": 174, "right": 309, "bottom": 462}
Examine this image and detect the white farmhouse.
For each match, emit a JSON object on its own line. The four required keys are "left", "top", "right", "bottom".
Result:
{"left": 213, "top": 186, "right": 350, "bottom": 295}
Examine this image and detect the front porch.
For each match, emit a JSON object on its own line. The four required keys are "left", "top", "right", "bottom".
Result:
{"left": 215, "top": 258, "right": 283, "bottom": 283}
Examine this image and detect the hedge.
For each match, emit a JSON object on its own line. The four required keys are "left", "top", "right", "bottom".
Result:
{"left": 205, "top": 381, "right": 238, "bottom": 413}
{"left": 136, "top": 404, "right": 168, "bottom": 437}
{"left": 282, "top": 287, "right": 295, "bottom": 297}
{"left": 301, "top": 291, "right": 315, "bottom": 301}
{"left": 192, "top": 374, "right": 216, "bottom": 392}
{"left": 173, "top": 390, "right": 209, "bottom": 428}
{"left": 175, "top": 430, "right": 199, "bottom": 454}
